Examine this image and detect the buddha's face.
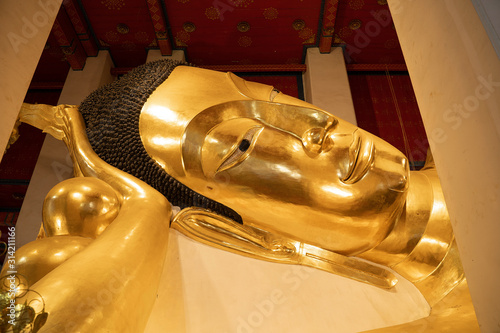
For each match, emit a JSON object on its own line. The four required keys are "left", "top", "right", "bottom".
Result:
{"left": 140, "top": 66, "right": 409, "bottom": 255}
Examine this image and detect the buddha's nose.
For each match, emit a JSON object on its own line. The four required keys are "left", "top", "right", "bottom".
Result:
{"left": 301, "top": 119, "right": 337, "bottom": 154}
{"left": 302, "top": 127, "right": 334, "bottom": 154}
{"left": 302, "top": 128, "right": 325, "bottom": 154}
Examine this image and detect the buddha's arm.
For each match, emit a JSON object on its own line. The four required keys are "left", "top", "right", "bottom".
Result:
{"left": 31, "top": 189, "right": 171, "bottom": 333}
{"left": 14, "top": 104, "right": 172, "bottom": 332}
{"left": 19, "top": 103, "right": 143, "bottom": 196}
{"left": 172, "top": 208, "right": 397, "bottom": 289}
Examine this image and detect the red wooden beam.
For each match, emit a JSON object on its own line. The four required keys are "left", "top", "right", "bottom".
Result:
{"left": 111, "top": 64, "right": 307, "bottom": 76}
{"left": 200, "top": 64, "right": 307, "bottom": 73}
{"left": 145, "top": 0, "right": 172, "bottom": 56}
{"left": 319, "top": 0, "right": 339, "bottom": 54}
{"left": 52, "top": 7, "right": 87, "bottom": 70}
{"left": 62, "top": 0, "right": 98, "bottom": 56}
{"left": 346, "top": 63, "right": 408, "bottom": 72}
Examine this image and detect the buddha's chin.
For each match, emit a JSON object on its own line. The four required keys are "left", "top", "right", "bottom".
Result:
{"left": 373, "top": 150, "right": 410, "bottom": 193}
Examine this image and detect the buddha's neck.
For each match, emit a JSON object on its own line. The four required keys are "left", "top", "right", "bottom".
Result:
{"left": 360, "top": 167, "right": 464, "bottom": 306}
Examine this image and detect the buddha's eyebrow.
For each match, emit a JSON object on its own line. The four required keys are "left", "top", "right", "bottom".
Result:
{"left": 261, "top": 121, "right": 302, "bottom": 142}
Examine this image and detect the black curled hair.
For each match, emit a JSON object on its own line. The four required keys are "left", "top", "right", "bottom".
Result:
{"left": 78, "top": 59, "right": 243, "bottom": 223}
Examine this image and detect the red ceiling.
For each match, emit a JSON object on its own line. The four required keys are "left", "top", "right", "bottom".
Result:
{"left": 334, "top": 0, "right": 405, "bottom": 64}
{"left": 32, "top": 33, "right": 70, "bottom": 84}
{"left": 83, "top": 0, "right": 154, "bottom": 67}
{"left": 31, "top": 0, "right": 406, "bottom": 83}
{"left": 164, "top": 0, "right": 321, "bottom": 65}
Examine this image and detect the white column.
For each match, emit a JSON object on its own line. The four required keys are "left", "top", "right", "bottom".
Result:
{"left": 303, "top": 47, "right": 357, "bottom": 125}
{"left": 0, "top": 0, "right": 62, "bottom": 161}
{"left": 146, "top": 49, "right": 186, "bottom": 63}
{"left": 388, "top": 0, "right": 500, "bottom": 331}
{"left": 16, "top": 51, "right": 115, "bottom": 248}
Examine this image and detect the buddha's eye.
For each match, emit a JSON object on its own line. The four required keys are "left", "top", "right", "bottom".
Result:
{"left": 217, "top": 126, "right": 262, "bottom": 173}
{"left": 238, "top": 139, "right": 251, "bottom": 152}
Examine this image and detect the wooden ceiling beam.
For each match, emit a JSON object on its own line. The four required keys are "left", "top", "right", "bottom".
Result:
{"left": 110, "top": 64, "right": 307, "bottom": 76}
{"left": 346, "top": 63, "right": 408, "bottom": 72}
{"left": 112, "top": 64, "right": 409, "bottom": 75}
{"left": 62, "top": 0, "right": 98, "bottom": 57}
{"left": 319, "top": 0, "right": 339, "bottom": 54}
{"left": 200, "top": 64, "right": 307, "bottom": 73}
{"left": 52, "top": 7, "right": 87, "bottom": 70}
{"left": 145, "top": 0, "right": 172, "bottom": 56}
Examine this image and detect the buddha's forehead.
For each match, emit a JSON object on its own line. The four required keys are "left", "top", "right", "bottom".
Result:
{"left": 143, "top": 66, "right": 274, "bottom": 118}
{"left": 139, "top": 66, "right": 325, "bottom": 178}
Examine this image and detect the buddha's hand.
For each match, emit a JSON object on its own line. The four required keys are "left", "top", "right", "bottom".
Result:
{"left": 18, "top": 103, "right": 76, "bottom": 141}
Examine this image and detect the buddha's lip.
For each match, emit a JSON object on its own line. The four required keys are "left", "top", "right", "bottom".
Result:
{"left": 342, "top": 130, "right": 374, "bottom": 184}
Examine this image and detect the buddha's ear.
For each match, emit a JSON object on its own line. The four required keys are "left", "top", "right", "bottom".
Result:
{"left": 170, "top": 207, "right": 293, "bottom": 260}
{"left": 171, "top": 208, "right": 398, "bottom": 289}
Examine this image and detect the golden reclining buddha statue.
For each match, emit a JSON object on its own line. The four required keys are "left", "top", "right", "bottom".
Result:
{"left": 1, "top": 60, "right": 478, "bottom": 332}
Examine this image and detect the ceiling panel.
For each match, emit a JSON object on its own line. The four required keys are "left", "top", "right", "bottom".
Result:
{"left": 165, "top": 0, "right": 321, "bottom": 65}
{"left": 334, "top": 0, "right": 405, "bottom": 64}
{"left": 29, "top": 0, "right": 408, "bottom": 81}
{"left": 83, "top": 0, "right": 157, "bottom": 66}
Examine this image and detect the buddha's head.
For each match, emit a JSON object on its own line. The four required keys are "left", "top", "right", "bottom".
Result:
{"left": 80, "top": 60, "right": 409, "bottom": 255}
